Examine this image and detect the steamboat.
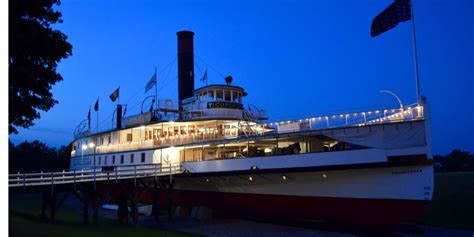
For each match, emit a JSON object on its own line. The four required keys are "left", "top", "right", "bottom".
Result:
{"left": 70, "top": 31, "right": 433, "bottom": 225}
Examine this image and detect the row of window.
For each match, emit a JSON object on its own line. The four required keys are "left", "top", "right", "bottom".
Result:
{"left": 97, "top": 152, "right": 146, "bottom": 166}
{"left": 197, "top": 90, "right": 242, "bottom": 103}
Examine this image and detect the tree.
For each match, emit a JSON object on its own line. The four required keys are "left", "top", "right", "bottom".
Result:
{"left": 9, "top": 140, "right": 71, "bottom": 172}
{"left": 9, "top": 0, "right": 72, "bottom": 134}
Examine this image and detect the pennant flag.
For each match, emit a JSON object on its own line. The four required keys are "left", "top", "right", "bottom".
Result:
{"left": 145, "top": 71, "right": 157, "bottom": 93}
{"left": 94, "top": 98, "right": 99, "bottom": 111}
{"left": 200, "top": 69, "right": 208, "bottom": 85}
{"left": 109, "top": 87, "right": 119, "bottom": 102}
{"left": 371, "top": 0, "right": 411, "bottom": 37}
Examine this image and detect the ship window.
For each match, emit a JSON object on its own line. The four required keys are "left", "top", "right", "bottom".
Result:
{"left": 216, "top": 90, "right": 223, "bottom": 101}
{"left": 224, "top": 90, "right": 231, "bottom": 101}
{"left": 104, "top": 156, "right": 108, "bottom": 165}
{"left": 112, "top": 155, "right": 116, "bottom": 164}
{"left": 127, "top": 133, "right": 132, "bottom": 142}
{"left": 72, "top": 143, "right": 77, "bottom": 151}
{"left": 233, "top": 91, "right": 239, "bottom": 102}
{"left": 141, "top": 153, "right": 146, "bottom": 163}
{"left": 202, "top": 91, "right": 208, "bottom": 101}
{"left": 120, "top": 155, "right": 124, "bottom": 164}
{"left": 130, "top": 154, "right": 134, "bottom": 164}
{"left": 100, "top": 137, "right": 104, "bottom": 145}
{"left": 98, "top": 156, "right": 101, "bottom": 165}
{"left": 108, "top": 136, "right": 111, "bottom": 144}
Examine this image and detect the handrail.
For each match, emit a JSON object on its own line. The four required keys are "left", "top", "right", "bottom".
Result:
{"left": 8, "top": 163, "right": 182, "bottom": 188}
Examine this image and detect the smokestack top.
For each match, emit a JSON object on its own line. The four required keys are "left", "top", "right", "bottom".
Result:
{"left": 177, "top": 30, "right": 194, "bottom": 37}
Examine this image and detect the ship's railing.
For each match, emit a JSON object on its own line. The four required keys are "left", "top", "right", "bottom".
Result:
{"left": 8, "top": 163, "right": 181, "bottom": 188}
{"left": 95, "top": 133, "right": 244, "bottom": 154}
{"left": 155, "top": 99, "right": 266, "bottom": 121}
{"left": 265, "top": 103, "right": 424, "bottom": 133}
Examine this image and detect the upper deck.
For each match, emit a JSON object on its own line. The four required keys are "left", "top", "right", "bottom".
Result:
{"left": 71, "top": 103, "right": 425, "bottom": 162}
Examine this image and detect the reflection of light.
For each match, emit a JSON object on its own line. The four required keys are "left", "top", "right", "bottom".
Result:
{"left": 264, "top": 148, "right": 272, "bottom": 153}
{"left": 322, "top": 173, "right": 327, "bottom": 178}
{"left": 88, "top": 143, "right": 95, "bottom": 148}
{"left": 282, "top": 175, "right": 287, "bottom": 180}
{"left": 248, "top": 176, "right": 253, "bottom": 181}
{"left": 82, "top": 144, "right": 88, "bottom": 150}
{"left": 206, "top": 178, "right": 209, "bottom": 182}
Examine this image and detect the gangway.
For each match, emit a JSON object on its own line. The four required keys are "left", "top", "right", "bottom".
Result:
{"left": 9, "top": 163, "right": 181, "bottom": 188}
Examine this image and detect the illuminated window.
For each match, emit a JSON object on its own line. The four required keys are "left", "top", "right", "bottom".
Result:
{"left": 127, "top": 134, "right": 132, "bottom": 142}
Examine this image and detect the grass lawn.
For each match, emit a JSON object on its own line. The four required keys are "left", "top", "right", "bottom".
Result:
{"left": 416, "top": 172, "right": 474, "bottom": 230}
{"left": 9, "top": 193, "right": 197, "bottom": 237}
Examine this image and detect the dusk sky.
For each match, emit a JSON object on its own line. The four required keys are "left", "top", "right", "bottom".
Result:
{"left": 9, "top": 0, "right": 473, "bottom": 155}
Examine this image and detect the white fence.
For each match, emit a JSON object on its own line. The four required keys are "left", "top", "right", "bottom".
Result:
{"left": 8, "top": 163, "right": 182, "bottom": 188}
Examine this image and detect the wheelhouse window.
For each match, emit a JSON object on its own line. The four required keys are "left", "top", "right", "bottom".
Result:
{"left": 233, "top": 91, "right": 240, "bottom": 103}
{"left": 224, "top": 90, "right": 231, "bottom": 101}
{"left": 216, "top": 90, "right": 223, "bottom": 101}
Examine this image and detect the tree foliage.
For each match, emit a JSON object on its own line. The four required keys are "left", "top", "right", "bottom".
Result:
{"left": 9, "top": 140, "right": 71, "bottom": 172}
{"left": 9, "top": 0, "right": 72, "bottom": 134}
{"left": 434, "top": 150, "right": 474, "bottom": 172}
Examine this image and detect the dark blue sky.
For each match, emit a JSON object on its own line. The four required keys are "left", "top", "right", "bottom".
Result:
{"left": 10, "top": 0, "right": 473, "bottom": 155}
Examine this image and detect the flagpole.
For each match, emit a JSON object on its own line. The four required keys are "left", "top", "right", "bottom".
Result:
{"left": 96, "top": 97, "right": 99, "bottom": 133}
{"left": 88, "top": 106, "right": 91, "bottom": 131}
{"left": 410, "top": 0, "right": 421, "bottom": 104}
{"left": 117, "top": 86, "right": 120, "bottom": 106}
{"left": 154, "top": 67, "right": 158, "bottom": 111}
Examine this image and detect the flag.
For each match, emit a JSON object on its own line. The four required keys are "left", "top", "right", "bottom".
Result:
{"left": 371, "top": 0, "right": 411, "bottom": 37}
{"left": 145, "top": 71, "right": 157, "bottom": 93}
{"left": 87, "top": 107, "right": 91, "bottom": 129}
{"left": 94, "top": 98, "right": 99, "bottom": 111}
{"left": 200, "top": 69, "right": 208, "bottom": 85}
{"left": 109, "top": 87, "right": 119, "bottom": 102}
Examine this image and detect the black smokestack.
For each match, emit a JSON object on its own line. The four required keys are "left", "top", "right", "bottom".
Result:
{"left": 177, "top": 31, "right": 195, "bottom": 102}
{"left": 116, "top": 104, "right": 122, "bottom": 129}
